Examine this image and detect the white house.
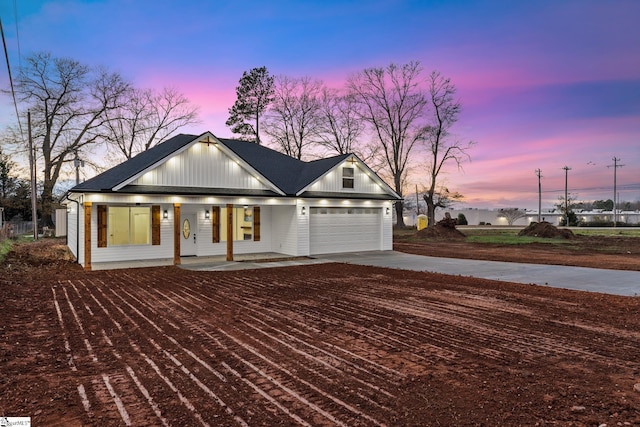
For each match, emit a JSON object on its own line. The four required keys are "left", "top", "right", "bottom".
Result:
{"left": 62, "top": 132, "right": 400, "bottom": 270}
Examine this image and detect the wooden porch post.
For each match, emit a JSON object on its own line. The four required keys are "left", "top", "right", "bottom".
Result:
{"left": 83, "top": 202, "right": 92, "bottom": 271}
{"left": 174, "top": 203, "right": 181, "bottom": 265}
{"left": 226, "top": 204, "right": 233, "bottom": 261}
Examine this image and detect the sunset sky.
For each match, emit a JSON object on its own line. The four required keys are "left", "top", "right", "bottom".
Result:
{"left": 1, "top": 0, "right": 638, "bottom": 209}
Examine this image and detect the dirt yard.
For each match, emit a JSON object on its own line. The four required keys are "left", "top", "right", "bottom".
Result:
{"left": 395, "top": 232, "right": 640, "bottom": 271}
{"left": 1, "top": 239, "right": 640, "bottom": 426}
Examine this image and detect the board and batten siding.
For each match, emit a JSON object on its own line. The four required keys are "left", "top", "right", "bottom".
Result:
{"left": 296, "top": 204, "right": 310, "bottom": 256}
{"left": 307, "top": 163, "right": 386, "bottom": 194}
{"left": 270, "top": 205, "right": 298, "bottom": 256}
{"left": 77, "top": 205, "right": 85, "bottom": 265}
{"left": 133, "top": 143, "right": 269, "bottom": 190}
{"left": 382, "top": 205, "right": 393, "bottom": 250}
{"left": 67, "top": 206, "right": 78, "bottom": 259}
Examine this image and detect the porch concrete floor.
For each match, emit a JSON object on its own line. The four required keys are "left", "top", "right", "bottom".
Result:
{"left": 90, "top": 253, "right": 330, "bottom": 271}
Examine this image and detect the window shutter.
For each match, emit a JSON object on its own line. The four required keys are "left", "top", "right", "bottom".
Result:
{"left": 212, "top": 206, "right": 220, "bottom": 243}
{"left": 152, "top": 205, "right": 161, "bottom": 245}
{"left": 97, "top": 205, "right": 107, "bottom": 248}
{"left": 253, "top": 206, "right": 260, "bottom": 242}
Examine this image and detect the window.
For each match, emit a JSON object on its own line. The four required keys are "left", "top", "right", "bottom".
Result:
{"left": 107, "top": 206, "right": 151, "bottom": 246}
{"left": 219, "top": 206, "right": 260, "bottom": 242}
{"left": 342, "top": 167, "right": 354, "bottom": 189}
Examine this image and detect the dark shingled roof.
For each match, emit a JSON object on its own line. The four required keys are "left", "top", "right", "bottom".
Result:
{"left": 70, "top": 133, "right": 399, "bottom": 199}
{"left": 72, "top": 133, "right": 196, "bottom": 192}
{"left": 218, "top": 138, "right": 350, "bottom": 195}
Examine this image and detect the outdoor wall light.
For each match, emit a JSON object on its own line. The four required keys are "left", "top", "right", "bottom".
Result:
{"left": 205, "top": 209, "right": 210, "bottom": 219}
{"left": 301, "top": 206, "right": 306, "bottom": 215}
{"left": 163, "top": 209, "right": 168, "bottom": 219}
{"left": 385, "top": 207, "right": 390, "bottom": 215}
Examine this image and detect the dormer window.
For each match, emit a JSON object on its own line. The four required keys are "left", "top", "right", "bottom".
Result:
{"left": 342, "top": 167, "right": 354, "bottom": 189}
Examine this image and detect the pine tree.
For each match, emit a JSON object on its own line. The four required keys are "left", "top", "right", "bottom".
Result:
{"left": 226, "top": 67, "right": 275, "bottom": 144}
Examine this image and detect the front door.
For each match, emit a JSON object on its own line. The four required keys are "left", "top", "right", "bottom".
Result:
{"left": 180, "top": 213, "right": 197, "bottom": 256}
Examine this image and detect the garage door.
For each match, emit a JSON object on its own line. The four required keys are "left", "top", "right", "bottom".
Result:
{"left": 309, "top": 207, "right": 381, "bottom": 254}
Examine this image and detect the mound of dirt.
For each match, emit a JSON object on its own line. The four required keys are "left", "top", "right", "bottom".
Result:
{"left": 518, "top": 221, "right": 574, "bottom": 239}
{"left": 1, "top": 238, "right": 80, "bottom": 282}
{"left": 415, "top": 221, "right": 466, "bottom": 239}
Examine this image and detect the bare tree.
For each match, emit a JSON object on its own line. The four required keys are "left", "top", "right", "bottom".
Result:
{"left": 264, "top": 76, "right": 323, "bottom": 160}
{"left": 422, "top": 186, "right": 464, "bottom": 217}
{"left": 104, "top": 87, "right": 200, "bottom": 160}
{"left": 496, "top": 208, "right": 527, "bottom": 226}
{"left": 316, "top": 88, "right": 364, "bottom": 154}
{"left": 347, "top": 62, "right": 427, "bottom": 227}
{"left": 421, "top": 71, "right": 475, "bottom": 227}
{"left": 314, "top": 87, "right": 381, "bottom": 165}
{"left": 11, "top": 52, "right": 129, "bottom": 225}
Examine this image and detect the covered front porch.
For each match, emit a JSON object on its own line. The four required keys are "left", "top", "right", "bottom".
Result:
{"left": 68, "top": 193, "right": 304, "bottom": 270}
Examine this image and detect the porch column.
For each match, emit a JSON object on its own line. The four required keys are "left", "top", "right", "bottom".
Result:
{"left": 226, "top": 204, "right": 233, "bottom": 261}
{"left": 173, "top": 203, "right": 181, "bottom": 265}
{"left": 83, "top": 202, "right": 92, "bottom": 271}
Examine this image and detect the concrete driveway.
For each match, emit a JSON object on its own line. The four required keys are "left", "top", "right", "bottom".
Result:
{"left": 315, "top": 251, "right": 640, "bottom": 297}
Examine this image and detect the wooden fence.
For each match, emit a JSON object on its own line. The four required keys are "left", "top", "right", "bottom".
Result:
{"left": 0, "top": 221, "right": 35, "bottom": 241}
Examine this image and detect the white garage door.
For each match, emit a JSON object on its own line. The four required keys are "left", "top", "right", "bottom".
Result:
{"left": 309, "top": 207, "right": 381, "bottom": 254}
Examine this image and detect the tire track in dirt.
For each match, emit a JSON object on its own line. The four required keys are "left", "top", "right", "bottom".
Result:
{"left": 151, "top": 276, "right": 398, "bottom": 423}
{"left": 43, "top": 265, "right": 640, "bottom": 426}
{"left": 351, "top": 289, "right": 631, "bottom": 366}
{"left": 138, "top": 270, "right": 401, "bottom": 422}
{"left": 89, "top": 279, "right": 252, "bottom": 425}
{"left": 59, "top": 279, "right": 236, "bottom": 425}
{"left": 90, "top": 272, "right": 380, "bottom": 426}
{"left": 60, "top": 280, "right": 191, "bottom": 426}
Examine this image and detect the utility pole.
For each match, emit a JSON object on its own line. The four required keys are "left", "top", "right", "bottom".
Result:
{"left": 73, "top": 150, "right": 84, "bottom": 185}
{"left": 415, "top": 185, "right": 419, "bottom": 216}
{"left": 28, "top": 111, "right": 38, "bottom": 240}
{"left": 535, "top": 169, "right": 542, "bottom": 223}
{"left": 562, "top": 166, "right": 571, "bottom": 227}
{"left": 608, "top": 157, "right": 624, "bottom": 227}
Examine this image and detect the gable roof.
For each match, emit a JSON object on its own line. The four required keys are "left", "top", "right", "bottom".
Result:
{"left": 70, "top": 132, "right": 400, "bottom": 199}
{"left": 72, "top": 133, "right": 196, "bottom": 192}
{"left": 218, "top": 138, "right": 351, "bottom": 195}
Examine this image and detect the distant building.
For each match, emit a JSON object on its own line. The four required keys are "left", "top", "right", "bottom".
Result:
{"left": 402, "top": 208, "right": 640, "bottom": 227}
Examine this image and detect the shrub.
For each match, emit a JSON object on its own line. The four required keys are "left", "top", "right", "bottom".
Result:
{"left": 457, "top": 213, "right": 468, "bottom": 225}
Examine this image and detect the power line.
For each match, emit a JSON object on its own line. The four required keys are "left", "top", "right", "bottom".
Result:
{"left": 540, "top": 182, "right": 640, "bottom": 194}
{"left": 0, "top": 16, "right": 24, "bottom": 138}
{"left": 13, "top": 0, "right": 22, "bottom": 67}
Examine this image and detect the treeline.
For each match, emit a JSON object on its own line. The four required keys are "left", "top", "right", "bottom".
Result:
{"left": 1, "top": 52, "right": 200, "bottom": 226}
{"left": 225, "top": 63, "right": 475, "bottom": 227}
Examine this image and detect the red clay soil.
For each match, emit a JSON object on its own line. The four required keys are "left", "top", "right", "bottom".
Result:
{"left": 415, "top": 223, "right": 466, "bottom": 240}
{"left": 1, "top": 239, "right": 640, "bottom": 426}
{"left": 395, "top": 235, "right": 640, "bottom": 271}
{"left": 518, "top": 222, "right": 575, "bottom": 239}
